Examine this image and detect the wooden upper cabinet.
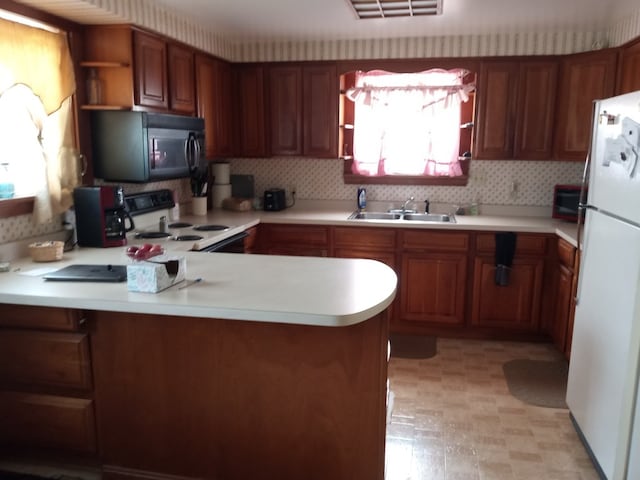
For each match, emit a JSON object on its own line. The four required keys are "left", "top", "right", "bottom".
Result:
{"left": 234, "top": 64, "right": 267, "bottom": 157}
{"left": 617, "top": 37, "right": 640, "bottom": 95}
{"left": 474, "top": 61, "right": 519, "bottom": 159}
{"left": 268, "top": 63, "right": 338, "bottom": 158}
{"left": 303, "top": 64, "right": 338, "bottom": 157}
{"left": 168, "top": 44, "right": 195, "bottom": 114}
{"left": 475, "top": 59, "right": 558, "bottom": 160}
{"left": 195, "top": 54, "right": 233, "bottom": 157}
{"left": 269, "top": 66, "right": 303, "bottom": 155}
{"left": 514, "top": 60, "right": 558, "bottom": 159}
{"left": 553, "top": 49, "right": 617, "bottom": 161}
{"left": 134, "top": 31, "right": 168, "bottom": 110}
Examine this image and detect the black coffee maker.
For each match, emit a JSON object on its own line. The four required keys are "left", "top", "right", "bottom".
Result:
{"left": 73, "top": 186, "right": 134, "bottom": 247}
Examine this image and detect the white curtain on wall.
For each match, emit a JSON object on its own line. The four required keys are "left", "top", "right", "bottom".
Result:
{"left": 0, "top": 17, "right": 79, "bottom": 223}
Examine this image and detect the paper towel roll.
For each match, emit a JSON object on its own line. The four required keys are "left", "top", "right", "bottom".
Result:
{"left": 211, "top": 184, "right": 232, "bottom": 209}
{"left": 211, "top": 162, "right": 230, "bottom": 185}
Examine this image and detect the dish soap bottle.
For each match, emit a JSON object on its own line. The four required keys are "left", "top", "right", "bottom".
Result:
{"left": 0, "top": 163, "right": 15, "bottom": 199}
{"left": 357, "top": 187, "right": 367, "bottom": 211}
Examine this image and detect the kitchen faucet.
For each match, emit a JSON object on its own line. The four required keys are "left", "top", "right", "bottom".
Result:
{"left": 401, "top": 196, "right": 415, "bottom": 213}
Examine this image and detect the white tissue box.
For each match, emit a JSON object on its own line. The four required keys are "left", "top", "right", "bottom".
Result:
{"left": 126, "top": 255, "right": 186, "bottom": 293}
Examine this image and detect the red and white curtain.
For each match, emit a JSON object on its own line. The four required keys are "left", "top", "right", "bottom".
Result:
{"left": 346, "top": 68, "right": 473, "bottom": 177}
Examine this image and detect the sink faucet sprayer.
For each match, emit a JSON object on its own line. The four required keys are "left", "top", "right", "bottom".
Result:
{"left": 424, "top": 199, "right": 430, "bottom": 213}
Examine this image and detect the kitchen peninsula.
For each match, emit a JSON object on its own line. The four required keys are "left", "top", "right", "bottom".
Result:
{"left": 0, "top": 249, "right": 397, "bottom": 480}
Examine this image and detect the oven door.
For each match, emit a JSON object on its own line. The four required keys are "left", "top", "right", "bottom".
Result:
{"left": 200, "top": 232, "right": 250, "bottom": 253}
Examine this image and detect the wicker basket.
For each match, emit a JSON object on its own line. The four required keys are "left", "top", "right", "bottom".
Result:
{"left": 29, "top": 241, "right": 64, "bottom": 262}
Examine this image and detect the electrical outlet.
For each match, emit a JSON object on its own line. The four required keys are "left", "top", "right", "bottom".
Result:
{"left": 289, "top": 184, "right": 297, "bottom": 196}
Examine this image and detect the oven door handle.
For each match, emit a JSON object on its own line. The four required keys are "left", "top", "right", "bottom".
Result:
{"left": 201, "top": 231, "right": 249, "bottom": 252}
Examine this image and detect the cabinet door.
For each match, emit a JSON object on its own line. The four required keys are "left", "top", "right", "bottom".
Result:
{"left": 471, "top": 257, "right": 544, "bottom": 331}
{"left": 303, "top": 65, "right": 338, "bottom": 157}
{"left": 513, "top": 60, "right": 558, "bottom": 159}
{"left": 168, "top": 44, "right": 195, "bottom": 114}
{"left": 565, "top": 250, "right": 580, "bottom": 360}
{"left": 474, "top": 61, "right": 519, "bottom": 159}
{"left": 234, "top": 65, "right": 267, "bottom": 157}
{"left": 617, "top": 38, "right": 640, "bottom": 95}
{"left": 269, "top": 66, "right": 303, "bottom": 155}
{"left": 552, "top": 264, "right": 573, "bottom": 353}
{"left": 196, "top": 54, "right": 233, "bottom": 157}
{"left": 134, "top": 31, "right": 168, "bottom": 109}
{"left": 554, "top": 49, "right": 617, "bottom": 161}
{"left": 399, "top": 252, "right": 467, "bottom": 326}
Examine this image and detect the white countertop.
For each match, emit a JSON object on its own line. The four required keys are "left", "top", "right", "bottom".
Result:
{"left": 0, "top": 247, "right": 397, "bottom": 327}
{"left": 0, "top": 199, "right": 580, "bottom": 327}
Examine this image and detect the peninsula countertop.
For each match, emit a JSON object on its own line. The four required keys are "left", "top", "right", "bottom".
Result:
{"left": 0, "top": 247, "right": 397, "bottom": 327}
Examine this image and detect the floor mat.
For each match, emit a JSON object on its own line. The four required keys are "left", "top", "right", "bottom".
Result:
{"left": 389, "top": 334, "right": 437, "bottom": 359}
{"left": 502, "top": 358, "right": 569, "bottom": 408}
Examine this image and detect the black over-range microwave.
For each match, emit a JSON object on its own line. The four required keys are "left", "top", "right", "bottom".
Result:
{"left": 91, "top": 111, "right": 204, "bottom": 183}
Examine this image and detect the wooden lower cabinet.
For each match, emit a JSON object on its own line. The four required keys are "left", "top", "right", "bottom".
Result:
{"left": 553, "top": 240, "right": 579, "bottom": 360}
{"left": 0, "top": 304, "right": 97, "bottom": 458}
{"left": 258, "top": 224, "right": 329, "bottom": 256}
{"left": 398, "top": 230, "right": 469, "bottom": 329}
{"left": 0, "top": 392, "right": 96, "bottom": 454}
{"left": 553, "top": 263, "right": 573, "bottom": 352}
{"left": 333, "top": 226, "right": 396, "bottom": 266}
{"left": 470, "top": 256, "right": 545, "bottom": 331}
{"left": 400, "top": 252, "right": 467, "bottom": 326}
{"left": 90, "top": 310, "right": 388, "bottom": 480}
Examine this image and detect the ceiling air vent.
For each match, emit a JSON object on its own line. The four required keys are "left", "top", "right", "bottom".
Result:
{"left": 348, "top": 0, "right": 443, "bottom": 19}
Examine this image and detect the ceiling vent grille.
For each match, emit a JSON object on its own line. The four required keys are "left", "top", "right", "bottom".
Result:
{"left": 348, "top": 0, "right": 443, "bottom": 19}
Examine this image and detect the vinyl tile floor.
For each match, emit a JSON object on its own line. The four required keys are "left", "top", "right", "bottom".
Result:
{"left": 385, "top": 338, "right": 600, "bottom": 480}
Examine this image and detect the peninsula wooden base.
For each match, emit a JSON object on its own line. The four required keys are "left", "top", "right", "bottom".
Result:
{"left": 88, "top": 310, "right": 389, "bottom": 480}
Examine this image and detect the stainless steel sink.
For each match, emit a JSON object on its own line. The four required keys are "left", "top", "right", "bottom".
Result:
{"left": 348, "top": 212, "right": 402, "bottom": 220}
{"left": 403, "top": 213, "right": 455, "bottom": 223}
{"left": 348, "top": 211, "right": 455, "bottom": 223}
{"left": 387, "top": 208, "right": 417, "bottom": 214}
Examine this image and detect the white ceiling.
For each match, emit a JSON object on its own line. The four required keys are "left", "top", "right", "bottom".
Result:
{"left": 10, "top": 0, "right": 640, "bottom": 41}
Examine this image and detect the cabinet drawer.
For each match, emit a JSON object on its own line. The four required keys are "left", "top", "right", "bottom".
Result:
{"left": 476, "top": 233, "right": 548, "bottom": 256}
{"left": 334, "top": 227, "right": 396, "bottom": 249}
{"left": 266, "top": 225, "right": 328, "bottom": 245}
{"left": 0, "top": 391, "right": 96, "bottom": 454}
{"left": 0, "top": 331, "right": 92, "bottom": 391}
{"left": 557, "top": 238, "right": 576, "bottom": 268}
{"left": 0, "top": 304, "right": 83, "bottom": 331}
{"left": 402, "top": 230, "right": 469, "bottom": 252}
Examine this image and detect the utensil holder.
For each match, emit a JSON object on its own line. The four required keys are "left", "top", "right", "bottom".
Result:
{"left": 192, "top": 196, "right": 207, "bottom": 216}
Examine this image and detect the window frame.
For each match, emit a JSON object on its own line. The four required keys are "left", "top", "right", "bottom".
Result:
{"left": 337, "top": 58, "right": 479, "bottom": 186}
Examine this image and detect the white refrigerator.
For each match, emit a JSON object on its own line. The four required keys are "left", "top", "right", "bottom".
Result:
{"left": 567, "top": 90, "right": 640, "bottom": 480}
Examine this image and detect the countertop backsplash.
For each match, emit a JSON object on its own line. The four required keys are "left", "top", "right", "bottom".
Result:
{"left": 229, "top": 157, "right": 584, "bottom": 208}
{"left": 0, "top": 158, "right": 583, "bottom": 249}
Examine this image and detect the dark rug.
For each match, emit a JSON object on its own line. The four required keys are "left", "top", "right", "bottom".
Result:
{"left": 389, "top": 333, "right": 437, "bottom": 359}
{"left": 502, "top": 359, "right": 569, "bottom": 408}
